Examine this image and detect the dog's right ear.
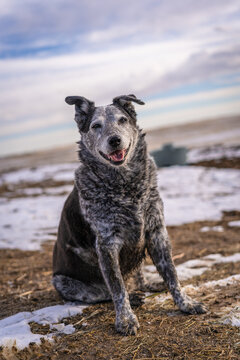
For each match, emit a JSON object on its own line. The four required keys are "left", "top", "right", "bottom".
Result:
{"left": 112, "top": 94, "right": 145, "bottom": 120}
{"left": 65, "top": 96, "right": 95, "bottom": 133}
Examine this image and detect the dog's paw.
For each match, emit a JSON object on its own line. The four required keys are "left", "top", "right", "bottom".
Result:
{"left": 179, "top": 296, "right": 207, "bottom": 315}
{"left": 115, "top": 312, "right": 140, "bottom": 336}
{"left": 129, "top": 291, "right": 145, "bottom": 307}
{"left": 140, "top": 280, "right": 166, "bottom": 293}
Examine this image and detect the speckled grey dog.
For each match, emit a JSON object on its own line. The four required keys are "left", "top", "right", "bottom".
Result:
{"left": 52, "top": 94, "right": 206, "bottom": 335}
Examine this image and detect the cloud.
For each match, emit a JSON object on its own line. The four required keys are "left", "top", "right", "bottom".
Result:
{"left": 139, "top": 98, "right": 240, "bottom": 130}
{"left": 0, "top": 0, "right": 239, "bottom": 56}
{"left": 142, "top": 86, "right": 240, "bottom": 113}
{"left": 0, "top": 39, "right": 239, "bottom": 136}
{"left": 146, "top": 44, "right": 240, "bottom": 94}
{"left": 0, "top": 0, "right": 240, "bottom": 155}
{"left": 0, "top": 39, "right": 199, "bottom": 132}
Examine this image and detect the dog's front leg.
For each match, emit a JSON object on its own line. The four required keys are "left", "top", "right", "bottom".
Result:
{"left": 96, "top": 236, "right": 140, "bottom": 335}
{"left": 146, "top": 206, "right": 206, "bottom": 314}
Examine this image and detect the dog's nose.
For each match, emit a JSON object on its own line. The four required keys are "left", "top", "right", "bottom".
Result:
{"left": 108, "top": 135, "right": 121, "bottom": 148}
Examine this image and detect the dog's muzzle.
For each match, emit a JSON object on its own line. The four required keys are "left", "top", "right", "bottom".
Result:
{"left": 99, "top": 144, "right": 131, "bottom": 166}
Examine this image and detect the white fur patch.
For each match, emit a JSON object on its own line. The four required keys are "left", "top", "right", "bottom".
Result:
{"left": 80, "top": 102, "right": 88, "bottom": 113}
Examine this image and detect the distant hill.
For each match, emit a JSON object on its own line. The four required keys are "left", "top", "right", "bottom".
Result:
{"left": 0, "top": 115, "right": 239, "bottom": 174}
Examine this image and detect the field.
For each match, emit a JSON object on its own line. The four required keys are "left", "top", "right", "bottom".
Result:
{"left": 0, "top": 139, "right": 240, "bottom": 359}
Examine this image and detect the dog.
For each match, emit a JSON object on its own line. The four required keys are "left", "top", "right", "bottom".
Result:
{"left": 52, "top": 94, "right": 206, "bottom": 335}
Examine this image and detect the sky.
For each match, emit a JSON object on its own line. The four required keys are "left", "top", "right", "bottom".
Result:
{"left": 0, "top": 0, "right": 240, "bottom": 156}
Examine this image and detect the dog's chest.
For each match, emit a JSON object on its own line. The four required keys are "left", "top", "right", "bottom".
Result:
{"left": 76, "top": 159, "right": 154, "bottom": 247}
{"left": 79, "top": 183, "right": 147, "bottom": 242}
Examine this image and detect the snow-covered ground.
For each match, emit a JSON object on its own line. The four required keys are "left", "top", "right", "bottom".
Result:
{"left": 144, "top": 253, "right": 240, "bottom": 282}
{"left": 200, "top": 225, "right": 224, "bottom": 232}
{"left": 0, "top": 304, "right": 86, "bottom": 350}
{"left": 157, "top": 166, "right": 240, "bottom": 226}
{"left": 187, "top": 144, "right": 240, "bottom": 163}
{"left": 0, "top": 195, "right": 63, "bottom": 250}
{"left": 228, "top": 220, "right": 240, "bottom": 227}
{"left": 0, "top": 163, "right": 78, "bottom": 185}
{"left": 0, "top": 164, "right": 240, "bottom": 250}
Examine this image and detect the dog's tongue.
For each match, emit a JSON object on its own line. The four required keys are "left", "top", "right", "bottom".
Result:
{"left": 109, "top": 149, "right": 126, "bottom": 162}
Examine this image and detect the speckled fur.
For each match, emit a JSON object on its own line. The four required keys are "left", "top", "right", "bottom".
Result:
{"left": 53, "top": 94, "right": 206, "bottom": 336}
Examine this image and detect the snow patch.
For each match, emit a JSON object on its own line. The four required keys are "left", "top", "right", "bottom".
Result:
{"left": 0, "top": 303, "right": 86, "bottom": 350}
{"left": 0, "top": 163, "right": 78, "bottom": 185}
{"left": 202, "top": 274, "right": 240, "bottom": 288}
{"left": 200, "top": 226, "right": 224, "bottom": 232}
{"left": 17, "top": 188, "right": 43, "bottom": 196}
{"left": 228, "top": 220, "right": 240, "bottom": 227}
{"left": 158, "top": 166, "right": 240, "bottom": 226}
{"left": 221, "top": 306, "right": 240, "bottom": 327}
{"left": 0, "top": 195, "right": 65, "bottom": 250}
{"left": 14, "top": 185, "right": 72, "bottom": 197}
{"left": 144, "top": 253, "right": 240, "bottom": 282}
{"left": 204, "top": 253, "right": 240, "bottom": 263}
{"left": 187, "top": 145, "right": 240, "bottom": 163}
{"left": 184, "top": 274, "right": 240, "bottom": 293}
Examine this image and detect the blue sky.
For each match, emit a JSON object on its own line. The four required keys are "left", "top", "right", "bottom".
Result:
{"left": 0, "top": 0, "right": 240, "bottom": 156}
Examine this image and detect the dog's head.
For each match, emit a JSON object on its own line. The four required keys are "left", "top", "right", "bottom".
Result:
{"left": 65, "top": 94, "right": 145, "bottom": 166}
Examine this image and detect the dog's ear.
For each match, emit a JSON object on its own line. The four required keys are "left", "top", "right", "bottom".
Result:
{"left": 112, "top": 94, "right": 145, "bottom": 119}
{"left": 65, "top": 96, "right": 95, "bottom": 133}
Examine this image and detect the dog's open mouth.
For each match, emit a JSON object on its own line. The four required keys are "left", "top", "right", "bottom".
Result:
{"left": 99, "top": 146, "right": 130, "bottom": 165}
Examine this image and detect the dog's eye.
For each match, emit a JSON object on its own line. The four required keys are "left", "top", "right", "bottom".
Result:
{"left": 119, "top": 117, "right": 128, "bottom": 124}
{"left": 91, "top": 123, "right": 102, "bottom": 130}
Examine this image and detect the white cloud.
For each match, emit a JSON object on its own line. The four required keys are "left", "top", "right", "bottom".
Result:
{"left": 0, "top": 40, "right": 196, "bottom": 128}
{"left": 139, "top": 98, "right": 240, "bottom": 130}
{"left": 0, "top": 38, "right": 239, "bottom": 129}
{"left": 141, "top": 85, "right": 240, "bottom": 113}
{"left": 0, "top": 0, "right": 240, "bottom": 55}
{"left": 0, "top": 0, "right": 240, "bottom": 155}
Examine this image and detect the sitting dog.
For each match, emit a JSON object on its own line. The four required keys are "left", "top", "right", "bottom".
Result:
{"left": 52, "top": 94, "right": 206, "bottom": 335}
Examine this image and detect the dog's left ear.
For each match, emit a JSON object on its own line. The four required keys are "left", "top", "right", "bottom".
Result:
{"left": 112, "top": 94, "right": 145, "bottom": 119}
{"left": 65, "top": 96, "right": 95, "bottom": 133}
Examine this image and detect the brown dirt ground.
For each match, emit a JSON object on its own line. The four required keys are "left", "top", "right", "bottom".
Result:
{"left": 0, "top": 158, "right": 240, "bottom": 359}
{"left": 190, "top": 157, "right": 240, "bottom": 169}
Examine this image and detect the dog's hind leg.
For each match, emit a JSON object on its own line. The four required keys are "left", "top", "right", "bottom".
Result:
{"left": 52, "top": 275, "right": 111, "bottom": 303}
{"left": 134, "top": 265, "right": 166, "bottom": 293}
{"left": 146, "top": 201, "right": 207, "bottom": 314}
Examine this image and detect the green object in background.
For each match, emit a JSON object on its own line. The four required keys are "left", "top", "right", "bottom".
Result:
{"left": 150, "top": 143, "right": 187, "bottom": 167}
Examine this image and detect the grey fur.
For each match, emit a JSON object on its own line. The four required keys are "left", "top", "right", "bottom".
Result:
{"left": 53, "top": 94, "right": 206, "bottom": 336}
